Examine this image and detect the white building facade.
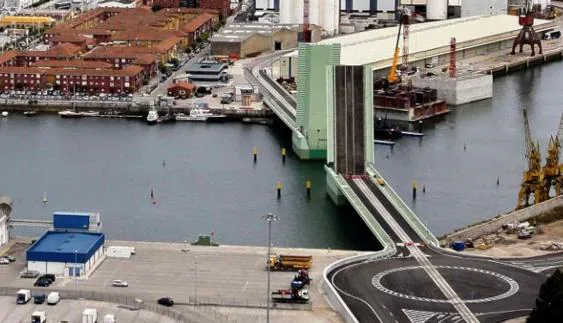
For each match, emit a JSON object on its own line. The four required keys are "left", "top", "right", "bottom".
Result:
{"left": 279, "top": 0, "right": 340, "bottom": 36}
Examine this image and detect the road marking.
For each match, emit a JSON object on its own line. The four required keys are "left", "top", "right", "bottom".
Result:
{"left": 242, "top": 280, "right": 248, "bottom": 292}
{"left": 354, "top": 179, "right": 479, "bottom": 323}
{"left": 372, "top": 265, "right": 519, "bottom": 303}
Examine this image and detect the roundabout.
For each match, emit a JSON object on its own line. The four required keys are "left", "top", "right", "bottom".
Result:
{"left": 371, "top": 265, "right": 520, "bottom": 304}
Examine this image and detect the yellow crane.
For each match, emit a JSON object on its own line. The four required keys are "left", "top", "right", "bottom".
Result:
{"left": 517, "top": 109, "right": 546, "bottom": 210}
{"left": 387, "top": 7, "right": 411, "bottom": 84}
{"left": 542, "top": 131, "right": 560, "bottom": 198}
{"left": 556, "top": 112, "right": 563, "bottom": 196}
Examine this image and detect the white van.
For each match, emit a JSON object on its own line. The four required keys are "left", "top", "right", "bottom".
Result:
{"left": 16, "top": 289, "right": 31, "bottom": 304}
{"left": 103, "top": 314, "right": 116, "bottom": 323}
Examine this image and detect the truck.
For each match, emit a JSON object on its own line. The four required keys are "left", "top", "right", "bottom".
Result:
{"left": 271, "top": 289, "right": 309, "bottom": 304}
{"left": 82, "top": 308, "right": 98, "bottom": 323}
{"left": 268, "top": 254, "right": 312, "bottom": 271}
{"left": 31, "top": 311, "right": 46, "bottom": 323}
{"left": 290, "top": 269, "right": 312, "bottom": 290}
{"left": 17, "top": 289, "right": 31, "bottom": 304}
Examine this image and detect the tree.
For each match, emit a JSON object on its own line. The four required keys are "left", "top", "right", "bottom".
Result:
{"left": 528, "top": 269, "right": 563, "bottom": 323}
{"left": 151, "top": 4, "right": 163, "bottom": 12}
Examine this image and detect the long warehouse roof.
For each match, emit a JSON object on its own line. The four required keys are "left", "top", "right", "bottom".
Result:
{"left": 287, "top": 15, "right": 554, "bottom": 67}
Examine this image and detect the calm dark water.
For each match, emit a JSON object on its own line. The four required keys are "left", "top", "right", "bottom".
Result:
{"left": 1, "top": 61, "right": 561, "bottom": 248}
{"left": 0, "top": 116, "right": 377, "bottom": 249}
{"left": 374, "top": 62, "right": 563, "bottom": 236}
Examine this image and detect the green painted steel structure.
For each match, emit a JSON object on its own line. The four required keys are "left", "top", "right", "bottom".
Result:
{"left": 293, "top": 43, "right": 341, "bottom": 160}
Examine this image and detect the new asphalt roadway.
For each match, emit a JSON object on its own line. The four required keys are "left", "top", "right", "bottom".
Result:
{"left": 329, "top": 177, "right": 556, "bottom": 323}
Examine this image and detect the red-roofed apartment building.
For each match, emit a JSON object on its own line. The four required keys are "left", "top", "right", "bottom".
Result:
{"left": 151, "top": 0, "right": 180, "bottom": 8}
{"left": 199, "top": 0, "right": 230, "bottom": 18}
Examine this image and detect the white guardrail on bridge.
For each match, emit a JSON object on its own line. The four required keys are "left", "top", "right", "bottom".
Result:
{"left": 367, "top": 164, "right": 439, "bottom": 246}
{"left": 321, "top": 167, "right": 397, "bottom": 323}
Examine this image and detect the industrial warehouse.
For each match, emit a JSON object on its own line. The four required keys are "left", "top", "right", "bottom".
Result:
{"left": 26, "top": 212, "right": 104, "bottom": 277}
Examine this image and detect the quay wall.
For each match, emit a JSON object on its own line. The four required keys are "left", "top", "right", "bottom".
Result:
{"left": 444, "top": 196, "right": 563, "bottom": 243}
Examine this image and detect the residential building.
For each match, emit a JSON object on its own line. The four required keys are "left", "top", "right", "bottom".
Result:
{"left": 167, "top": 81, "right": 196, "bottom": 98}
{"left": 152, "top": 0, "right": 180, "bottom": 8}
{"left": 0, "top": 65, "right": 144, "bottom": 93}
{"left": 200, "top": 0, "right": 230, "bottom": 18}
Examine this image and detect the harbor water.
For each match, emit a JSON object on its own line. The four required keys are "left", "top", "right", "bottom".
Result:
{"left": 0, "top": 61, "right": 561, "bottom": 249}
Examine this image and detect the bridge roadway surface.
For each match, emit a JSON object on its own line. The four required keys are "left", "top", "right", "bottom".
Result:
{"left": 328, "top": 176, "right": 551, "bottom": 323}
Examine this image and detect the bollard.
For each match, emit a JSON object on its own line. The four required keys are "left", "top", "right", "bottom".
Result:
{"left": 305, "top": 180, "right": 312, "bottom": 198}
{"left": 463, "top": 143, "right": 466, "bottom": 151}
{"left": 422, "top": 185, "right": 426, "bottom": 193}
{"left": 276, "top": 181, "right": 282, "bottom": 199}
{"left": 42, "top": 191, "right": 47, "bottom": 204}
{"left": 412, "top": 180, "right": 417, "bottom": 199}
{"left": 497, "top": 177, "right": 500, "bottom": 186}
{"left": 281, "top": 148, "right": 286, "bottom": 163}
{"left": 252, "top": 147, "right": 258, "bottom": 163}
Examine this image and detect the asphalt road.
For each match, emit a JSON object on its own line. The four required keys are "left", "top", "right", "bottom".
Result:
{"left": 328, "top": 177, "right": 557, "bottom": 323}
{"left": 329, "top": 249, "right": 546, "bottom": 323}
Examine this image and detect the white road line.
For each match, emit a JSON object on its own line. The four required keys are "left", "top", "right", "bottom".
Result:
{"left": 354, "top": 179, "right": 479, "bottom": 323}
{"left": 242, "top": 280, "right": 249, "bottom": 292}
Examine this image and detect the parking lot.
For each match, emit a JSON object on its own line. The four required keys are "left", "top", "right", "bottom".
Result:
{"left": 0, "top": 90, "right": 134, "bottom": 103}
{"left": 0, "top": 296, "right": 175, "bottom": 323}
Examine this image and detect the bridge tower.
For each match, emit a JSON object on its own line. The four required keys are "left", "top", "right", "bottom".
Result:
{"left": 293, "top": 43, "right": 341, "bottom": 160}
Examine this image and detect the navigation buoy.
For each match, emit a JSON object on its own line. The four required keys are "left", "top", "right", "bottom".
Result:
{"left": 42, "top": 192, "right": 47, "bottom": 204}
{"left": 150, "top": 189, "right": 154, "bottom": 200}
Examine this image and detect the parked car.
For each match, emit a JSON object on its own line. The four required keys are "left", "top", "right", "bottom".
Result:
{"left": 39, "top": 274, "right": 55, "bottom": 282}
{"left": 112, "top": 280, "right": 128, "bottom": 287}
{"left": 0, "top": 258, "right": 9, "bottom": 265}
{"left": 20, "top": 270, "right": 40, "bottom": 278}
{"left": 34, "top": 278, "right": 52, "bottom": 287}
{"left": 33, "top": 293, "right": 46, "bottom": 304}
{"left": 3, "top": 255, "right": 15, "bottom": 262}
{"left": 518, "top": 231, "right": 532, "bottom": 239}
{"left": 157, "top": 297, "right": 174, "bottom": 307}
{"left": 47, "top": 292, "right": 60, "bottom": 305}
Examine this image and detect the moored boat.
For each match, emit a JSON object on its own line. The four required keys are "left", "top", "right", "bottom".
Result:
{"left": 146, "top": 109, "right": 158, "bottom": 125}
{"left": 23, "top": 111, "right": 38, "bottom": 117}
{"left": 58, "top": 110, "right": 84, "bottom": 118}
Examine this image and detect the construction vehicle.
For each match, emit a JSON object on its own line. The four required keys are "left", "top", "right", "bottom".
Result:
{"left": 268, "top": 254, "right": 312, "bottom": 271}
{"left": 271, "top": 288, "right": 309, "bottom": 304}
{"left": 291, "top": 269, "right": 312, "bottom": 290}
{"left": 31, "top": 311, "right": 46, "bottom": 323}
{"left": 517, "top": 109, "right": 546, "bottom": 209}
{"left": 387, "top": 6, "right": 411, "bottom": 84}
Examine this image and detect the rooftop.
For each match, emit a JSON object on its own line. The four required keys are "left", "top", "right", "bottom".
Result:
{"left": 21, "top": 43, "right": 82, "bottom": 58}
{"left": 317, "top": 14, "right": 555, "bottom": 68}
{"left": 186, "top": 62, "right": 227, "bottom": 73}
{"left": 30, "top": 60, "right": 113, "bottom": 69}
{"left": 181, "top": 13, "right": 214, "bottom": 33}
{"left": 0, "top": 65, "right": 144, "bottom": 77}
{"left": 212, "top": 23, "right": 303, "bottom": 42}
{"left": 28, "top": 231, "right": 103, "bottom": 255}
{"left": 169, "top": 81, "right": 196, "bottom": 91}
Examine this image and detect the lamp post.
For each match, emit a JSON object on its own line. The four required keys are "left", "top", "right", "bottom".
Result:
{"left": 262, "top": 213, "right": 279, "bottom": 323}
{"left": 194, "top": 255, "right": 198, "bottom": 304}
{"left": 74, "top": 249, "right": 78, "bottom": 293}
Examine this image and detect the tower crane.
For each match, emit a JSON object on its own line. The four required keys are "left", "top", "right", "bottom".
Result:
{"left": 542, "top": 114, "right": 561, "bottom": 198}
{"left": 387, "top": 6, "right": 411, "bottom": 84}
{"left": 516, "top": 108, "right": 546, "bottom": 210}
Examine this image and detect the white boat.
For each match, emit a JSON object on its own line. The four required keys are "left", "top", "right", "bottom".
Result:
{"left": 146, "top": 109, "right": 159, "bottom": 125}
{"left": 192, "top": 109, "right": 227, "bottom": 123}
{"left": 175, "top": 112, "right": 208, "bottom": 122}
{"left": 82, "top": 111, "right": 100, "bottom": 117}
{"left": 1, "top": 111, "right": 8, "bottom": 117}
{"left": 58, "top": 110, "right": 83, "bottom": 118}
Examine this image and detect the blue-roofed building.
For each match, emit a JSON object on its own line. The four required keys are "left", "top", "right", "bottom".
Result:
{"left": 27, "top": 231, "right": 105, "bottom": 277}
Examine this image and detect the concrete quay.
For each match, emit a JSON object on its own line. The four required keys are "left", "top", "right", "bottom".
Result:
{"left": 0, "top": 239, "right": 367, "bottom": 323}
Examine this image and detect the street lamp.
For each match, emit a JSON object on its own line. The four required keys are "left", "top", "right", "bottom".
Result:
{"left": 262, "top": 213, "right": 279, "bottom": 323}
{"left": 74, "top": 250, "right": 78, "bottom": 293}
{"left": 194, "top": 255, "right": 198, "bottom": 305}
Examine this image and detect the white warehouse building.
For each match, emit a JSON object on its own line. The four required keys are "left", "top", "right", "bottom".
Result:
{"left": 279, "top": 0, "right": 340, "bottom": 36}
{"left": 340, "top": 0, "right": 396, "bottom": 12}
